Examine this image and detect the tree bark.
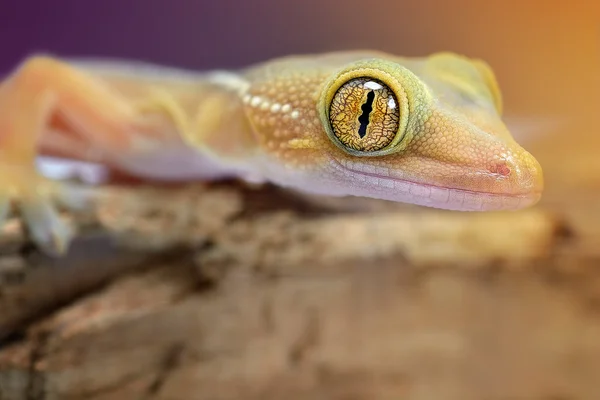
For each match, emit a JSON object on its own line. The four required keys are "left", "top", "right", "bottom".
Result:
{"left": 0, "top": 182, "right": 599, "bottom": 400}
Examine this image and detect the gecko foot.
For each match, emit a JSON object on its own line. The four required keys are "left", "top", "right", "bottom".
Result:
{"left": 0, "top": 175, "right": 95, "bottom": 255}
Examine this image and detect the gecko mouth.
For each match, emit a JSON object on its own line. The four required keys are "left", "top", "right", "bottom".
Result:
{"left": 329, "top": 159, "right": 541, "bottom": 211}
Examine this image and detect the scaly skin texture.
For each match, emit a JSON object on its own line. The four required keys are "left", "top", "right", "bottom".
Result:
{"left": 0, "top": 51, "right": 543, "bottom": 253}
{"left": 238, "top": 52, "right": 543, "bottom": 211}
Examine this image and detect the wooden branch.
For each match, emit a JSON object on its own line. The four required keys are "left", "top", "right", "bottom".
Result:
{"left": 0, "top": 182, "right": 598, "bottom": 400}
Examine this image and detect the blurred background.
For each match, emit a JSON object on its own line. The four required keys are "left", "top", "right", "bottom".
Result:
{"left": 2, "top": 0, "right": 597, "bottom": 118}
{"left": 1, "top": 1, "right": 599, "bottom": 399}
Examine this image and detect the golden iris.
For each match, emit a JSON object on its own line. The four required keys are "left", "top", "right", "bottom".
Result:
{"left": 329, "top": 78, "right": 400, "bottom": 152}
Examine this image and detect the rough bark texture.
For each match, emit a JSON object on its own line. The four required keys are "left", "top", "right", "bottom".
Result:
{"left": 0, "top": 161, "right": 599, "bottom": 400}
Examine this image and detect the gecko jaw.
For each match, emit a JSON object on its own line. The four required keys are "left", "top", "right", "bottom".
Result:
{"left": 329, "top": 159, "right": 542, "bottom": 211}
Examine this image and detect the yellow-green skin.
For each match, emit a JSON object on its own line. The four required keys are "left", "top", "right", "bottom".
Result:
{"left": 0, "top": 50, "right": 545, "bottom": 254}
{"left": 214, "top": 51, "right": 543, "bottom": 211}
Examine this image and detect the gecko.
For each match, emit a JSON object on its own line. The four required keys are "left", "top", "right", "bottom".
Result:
{"left": 0, "top": 51, "right": 543, "bottom": 254}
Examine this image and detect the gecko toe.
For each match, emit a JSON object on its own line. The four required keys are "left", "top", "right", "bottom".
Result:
{"left": 20, "top": 196, "right": 74, "bottom": 255}
{"left": 11, "top": 180, "right": 95, "bottom": 255}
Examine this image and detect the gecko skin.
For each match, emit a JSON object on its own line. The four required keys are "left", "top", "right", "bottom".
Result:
{"left": 0, "top": 51, "right": 543, "bottom": 253}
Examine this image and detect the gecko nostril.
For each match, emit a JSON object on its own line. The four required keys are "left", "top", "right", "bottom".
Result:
{"left": 488, "top": 162, "right": 511, "bottom": 177}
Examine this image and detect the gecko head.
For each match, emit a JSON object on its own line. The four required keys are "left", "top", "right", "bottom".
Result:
{"left": 245, "top": 53, "right": 543, "bottom": 211}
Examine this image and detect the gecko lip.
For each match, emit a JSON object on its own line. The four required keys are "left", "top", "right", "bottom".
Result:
{"left": 329, "top": 159, "right": 542, "bottom": 211}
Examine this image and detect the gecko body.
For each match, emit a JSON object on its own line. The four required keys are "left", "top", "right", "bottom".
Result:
{"left": 0, "top": 51, "right": 543, "bottom": 252}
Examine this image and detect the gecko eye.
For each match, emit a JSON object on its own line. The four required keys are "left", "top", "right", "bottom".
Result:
{"left": 329, "top": 78, "right": 400, "bottom": 152}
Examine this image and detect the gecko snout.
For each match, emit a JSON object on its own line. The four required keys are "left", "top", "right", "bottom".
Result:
{"left": 508, "top": 149, "right": 544, "bottom": 196}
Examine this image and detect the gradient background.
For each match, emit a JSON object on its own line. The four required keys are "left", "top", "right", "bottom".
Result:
{"left": 1, "top": 0, "right": 598, "bottom": 119}
{"left": 3, "top": 0, "right": 598, "bottom": 209}
{"left": 1, "top": 2, "right": 599, "bottom": 396}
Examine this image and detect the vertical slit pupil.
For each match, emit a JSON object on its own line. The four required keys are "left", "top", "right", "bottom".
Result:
{"left": 357, "top": 90, "right": 375, "bottom": 138}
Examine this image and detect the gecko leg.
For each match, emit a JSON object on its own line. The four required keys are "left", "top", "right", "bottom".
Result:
{"left": 0, "top": 56, "right": 150, "bottom": 254}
